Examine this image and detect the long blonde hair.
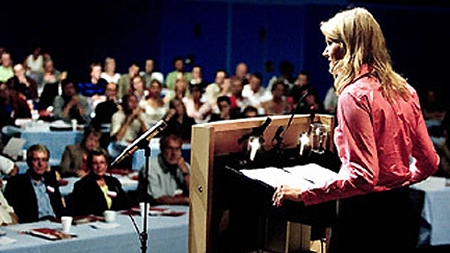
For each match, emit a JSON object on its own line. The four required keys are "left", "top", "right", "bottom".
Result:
{"left": 320, "top": 7, "right": 409, "bottom": 102}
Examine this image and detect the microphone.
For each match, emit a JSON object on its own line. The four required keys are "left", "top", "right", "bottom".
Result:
{"left": 238, "top": 117, "right": 272, "bottom": 145}
{"left": 110, "top": 111, "right": 175, "bottom": 167}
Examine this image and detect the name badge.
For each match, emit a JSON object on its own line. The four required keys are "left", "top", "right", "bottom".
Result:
{"left": 107, "top": 191, "right": 117, "bottom": 198}
{"left": 47, "top": 186, "right": 55, "bottom": 193}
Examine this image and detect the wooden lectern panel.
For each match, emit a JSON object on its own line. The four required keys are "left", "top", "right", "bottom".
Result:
{"left": 188, "top": 114, "right": 335, "bottom": 253}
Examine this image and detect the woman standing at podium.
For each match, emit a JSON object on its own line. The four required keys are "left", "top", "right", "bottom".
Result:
{"left": 273, "top": 7, "right": 439, "bottom": 253}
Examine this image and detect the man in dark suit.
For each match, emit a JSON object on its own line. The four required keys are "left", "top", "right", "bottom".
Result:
{"left": 4, "top": 144, "right": 65, "bottom": 223}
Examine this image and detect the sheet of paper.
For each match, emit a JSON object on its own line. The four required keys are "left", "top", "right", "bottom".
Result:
{"left": 240, "top": 163, "right": 337, "bottom": 189}
{"left": 2, "top": 137, "right": 26, "bottom": 159}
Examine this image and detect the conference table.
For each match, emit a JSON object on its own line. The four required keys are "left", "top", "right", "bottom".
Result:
{"left": 411, "top": 176, "right": 450, "bottom": 247}
{"left": 0, "top": 205, "right": 189, "bottom": 253}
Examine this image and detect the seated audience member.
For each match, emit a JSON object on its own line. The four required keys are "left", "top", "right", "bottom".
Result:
{"left": 23, "top": 46, "right": 44, "bottom": 85}
{"left": 4, "top": 144, "right": 65, "bottom": 223}
{"left": 189, "top": 65, "right": 208, "bottom": 91}
{"left": 91, "top": 82, "right": 120, "bottom": 128}
{"left": 0, "top": 52, "right": 14, "bottom": 83}
{"left": 78, "top": 63, "right": 108, "bottom": 99}
{"left": 117, "top": 62, "right": 140, "bottom": 100}
{"left": 242, "top": 105, "right": 258, "bottom": 118}
{"left": 229, "top": 77, "right": 250, "bottom": 112}
{"left": 140, "top": 58, "right": 164, "bottom": 86}
{"left": 40, "top": 59, "right": 61, "bottom": 90}
{"left": 138, "top": 133, "right": 189, "bottom": 205}
{"left": 261, "top": 80, "right": 293, "bottom": 116}
{"left": 70, "top": 148, "right": 129, "bottom": 216}
{"left": 242, "top": 72, "right": 271, "bottom": 111}
{"left": 0, "top": 188, "right": 17, "bottom": 225}
{"left": 231, "top": 62, "right": 250, "bottom": 85}
{"left": 53, "top": 78, "right": 91, "bottom": 124}
{"left": 0, "top": 155, "right": 18, "bottom": 225}
{"left": 209, "top": 96, "right": 239, "bottom": 122}
{"left": 165, "top": 56, "right": 192, "bottom": 90}
{"left": 37, "top": 71, "right": 67, "bottom": 120}
{"left": 184, "top": 85, "right": 212, "bottom": 124}
{"left": 0, "top": 81, "right": 31, "bottom": 129}
{"left": 129, "top": 75, "right": 149, "bottom": 103}
{"left": 6, "top": 63, "right": 38, "bottom": 101}
{"left": 139, "top": 79, "right": 168, "bottom": 125}
{"left": 294, "top": 88, "right": 325, "bottom": 115}
{"left": 289, "top": 70, "right": 317, "bottom": 104}
{"left": 108, "top": 94, "right": 148, "bottom": 161}
{"left": 323, "top": 85, "right": 338, "bottom": 115}
{"left": 101, "top": 57, "right": 121, "bottom": 84}
{"left": 165, "top": 98, "right": 196, "bottom": 143}
{"left": 0, "top": 154, "right": 19, "bottom": 178}
{"left": 204, "top": 69, "right": 230, "bottom": 112}
{"left": 60, "top": 126, "right": 101, "bottom": 178}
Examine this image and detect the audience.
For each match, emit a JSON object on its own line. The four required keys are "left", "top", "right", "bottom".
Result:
{"left": 108, "top": 94, "right": 148, "bottom": 161}
{"left": 60, "top": 126, "right": 102, "bottom": 178}
{"left": 0, "top": 52, "right": 14, "bottom": 83}
{"left": 129, "top": 75, "right": 148, "bottom": 103}
{"left": 242, "top": 72, "right": 270, "bottom": 111}
{"left": 261, "top": 80, "right": 293, "bottom": 116}
{"left": 101, "top": 57, "right": 121, "bottom": 84}
{"left": 209, "top": 96, "right": 239, "bottom": 122}
{"left": 0, "top": 81, "right": 31, "bottom": 129}
{"left": 140, "top": 58, "right": 164, "bottom": 86}
{"left": 4, "top": 144, "right": 65, "bottom": 223}
{"left": 7, "top": 63, "right": 38, "bottom": 101}
{"left": 165, "top": 98, "right": 196, "bottom": 143}
{"left": 70, "top": 148, "right": 129, "bottom": 216}
{"left": 139, "top": 79, "right": 168, "bottom": 125}
{"left": 229, "top": 77, "right": 250, "bottom": 112}
{"left": 189, "top": 65, "right": 208, "bottom": 91}
{"left": 138, "top": 133, "right": 189, "bottom": 205}
{"left": 184, "top": 85, "right": 212, "bottom": 124}
{"left": 23, "top": 47, "right": 45, "bottom": 85}
{"left": 165, "top": 57, "right": 192, "bottom": 90}
{"left": 117, "top": 62, "right": 140, "bottom": 100}
{"left": 204, "top": 69, "right": 230, "bottom": 111}
{"left": 0, "top": 154, "right": 18, "bottom": 225}
{"left": 53, "top": 78, "right": 91, "bottom": 124}
{"left": 91, "top": 82, "right": 120, "bottom": 127}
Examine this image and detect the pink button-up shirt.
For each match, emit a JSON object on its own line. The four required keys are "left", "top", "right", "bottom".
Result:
{"left": 301, "top": 66, "right": 439, "bottom": 206}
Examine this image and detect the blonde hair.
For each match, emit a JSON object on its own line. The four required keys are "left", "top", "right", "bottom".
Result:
{"left": 320, "top": 7, "right": 409, "bottom": 102}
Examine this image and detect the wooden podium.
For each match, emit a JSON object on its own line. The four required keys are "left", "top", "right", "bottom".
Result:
{"left": 188, "top": 114, "right": 335, "bottom": 253}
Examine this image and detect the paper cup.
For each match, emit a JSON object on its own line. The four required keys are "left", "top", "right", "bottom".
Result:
{"left": 61, "top": 216, "right": 73, "bottom": 233}
{"left": 103, "top": 210, "right": 116, "bottom": 223}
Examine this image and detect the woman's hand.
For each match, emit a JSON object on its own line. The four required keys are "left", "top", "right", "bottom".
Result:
{"left": 272, "top": 185, "right": 303, "bottom": 207}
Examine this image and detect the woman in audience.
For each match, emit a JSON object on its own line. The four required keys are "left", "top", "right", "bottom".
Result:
{"left": 129, "top": 75, "right": 148, "bottom": 103}
{"left": 0, "top": 81, "right": 31, "bottom": 129}
{"left": 53, "top": 78, "right": 91, "bottom": 124}
{"left": 165, "top": 98, "right": 196, "bottom": 143}
{"left": 70, "top": 148, "right": 129, "bottom": 216}
{"left": 209, "top": 96, "right": 239, "bottom": 122}
{"left": 139, "top": 79, "right": 168, "bottom": 125}
{"left": 60, "top": 126, "right": 102, "bottom": 178}
{"left": 184, "top": 85, "right": 211, "bottom": 124}
{"left": 108, "top": 94, "right": 148, "bottom": 161}
{"left": 101, "top": 57, "right": 121, "bottom": 84}
{"left": 261, "top": 80, "right": 293, "bottom": 115}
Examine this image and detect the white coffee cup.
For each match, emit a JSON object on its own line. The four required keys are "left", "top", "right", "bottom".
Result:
{"left": 103, "top": 210, "right": 116, "bottom": 223}
{"left": 61, "top": 216, "right": 73, "bottom": 233}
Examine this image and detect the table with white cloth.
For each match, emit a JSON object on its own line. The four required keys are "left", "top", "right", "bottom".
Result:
{"left": 411, "top": 176, "right": 450, "bottom": 247}
{"left": 0, "top": 205, "right": 189, "bottom": 253}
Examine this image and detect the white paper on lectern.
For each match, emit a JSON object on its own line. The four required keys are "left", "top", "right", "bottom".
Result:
{"left": 240, "top": 163, "right": 337, "bottom": 189}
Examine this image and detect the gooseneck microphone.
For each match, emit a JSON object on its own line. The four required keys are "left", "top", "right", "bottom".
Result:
{"left": 110, "top": 111, "right": 174, "bottom": 167}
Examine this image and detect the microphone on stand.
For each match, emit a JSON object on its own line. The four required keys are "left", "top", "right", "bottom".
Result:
{"left": 110, "top": 111, "right": 175, "bottom": 167}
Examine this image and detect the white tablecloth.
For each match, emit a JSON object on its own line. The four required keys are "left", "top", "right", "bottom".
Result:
{"left": 0, "top": 205, "right": 188, "bottom": 253}
{"left": 411, "top": 176, "right": 450, "bottom": 246}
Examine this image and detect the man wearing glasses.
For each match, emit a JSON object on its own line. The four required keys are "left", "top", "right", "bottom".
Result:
{"left": 4, "top": 144, "right": 65, "bottom": 223}
{"left": 138, "top": 133, "right": 190, "bottom": 205}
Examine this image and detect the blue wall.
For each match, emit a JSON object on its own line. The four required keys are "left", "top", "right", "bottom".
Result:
{"left": 1, "top": 0, "right": 449, "bottom": 100}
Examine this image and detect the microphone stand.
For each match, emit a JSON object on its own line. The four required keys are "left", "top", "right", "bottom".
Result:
{"left": 125, "top": 138, "right": 151, "bottom": 253}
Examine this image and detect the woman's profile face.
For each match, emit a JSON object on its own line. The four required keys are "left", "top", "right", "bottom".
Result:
{"left": 322, "top": 38, "right": 345, "bottom": 74}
